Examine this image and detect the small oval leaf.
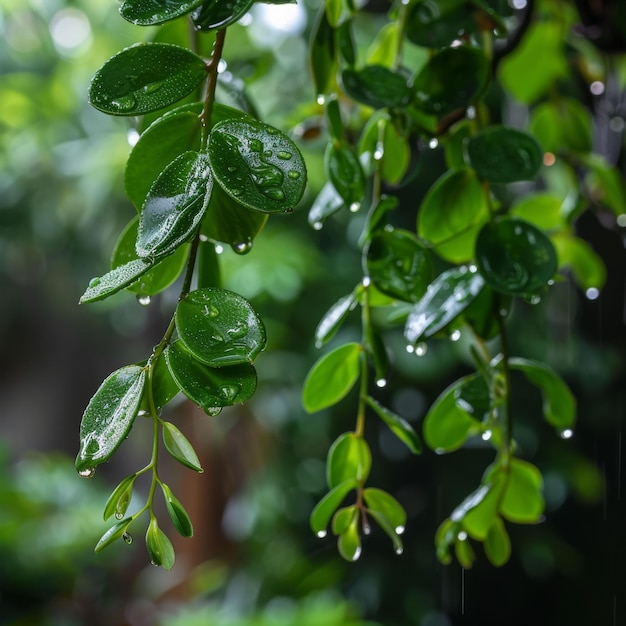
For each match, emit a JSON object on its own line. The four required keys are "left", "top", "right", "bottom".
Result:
{"left": 80, "top": 259, "right": 154, "bottom": 304}
{"left": 161, "top": 483, "right": 194, "bottom": 537}
{"left": 191, "top": 0, "right": 254, "bottom": 31}
{"left": 327, "top": 432, "right": 371, "bottom": 489}
{"left": 341, "top": 65, "right": 412, "bottom": 109}
{"left": 162, "top": 420, "right": 203, "bottom": 472}
{"left": 103, "top": 474, "right": 137, "bottom": 522}
{"left": 120, "top": 0, "right": 205, "bottom": 25}
{"left": 365, "top": 396, "right": 422, "bottom": 454}
{"left": 310, "top": 479, "right": 359, "bottom": 536}
{"left": 95, "top": 517, "right": 133, "bottom": 553}
{"left": 146, "top": 517, "right": 175, "bottom": 570}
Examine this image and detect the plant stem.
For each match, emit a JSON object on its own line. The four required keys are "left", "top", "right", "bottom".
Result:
{"left": 494, "top": 296, "right": 512, "bottom": 466}
{"left": 200, "top": 28, "right": 227, "bottom": 148}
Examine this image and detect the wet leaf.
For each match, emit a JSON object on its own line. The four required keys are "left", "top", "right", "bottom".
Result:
{"left": 162, "top": 420, "right": 203, "bottom": 472}
{"left": 454, "top": 534, "right": 476, "bottom": 568}
{"left": 337, "top": 20, "right": 356, "bottom": 66}
{"left": 475, "top": 218, "right": 558, "bottom": 296}
{"left": 120, "top": 0, "right": 205, "bottom": 25}
{"left": 175, "top": 287, "right": 266, "bottom": 367}
{"left": 454, "top": 375, "right": 490, "bottom": 420}
{"left": 161, "top": 483, "right": 193, "bottom": 537}
{"left": 366, "top": 228, "right": 432, "bottom": 303}
{"left": 80, "top": 259, "right": 155, "bottom": 304}
{"left": 552, "top": 233, "right": 606, "bottom": 291}
{"left": 139, "top": 355, "right": 181, "bottom": 413}
{"left": 136, "top": 151, "right": 212, "bottom": 259}
{"left": 341, "top": 65, "right": 412, "bottom": 110}
{"left": 310, "top": 8, "right": 337, "bottom": 99}
{"left": 94, "top": 517, "right": 133, "bottom": 553}
{"left": 365, "top": 396, "right": 422, "bottom": 454}
{"left": 466, "top": 127, "right": 543, "bottom": 184}
{"left": 191, "top": 0, "right": 254, "bottom": 31}
{"left": 363, "top": 488, "right": 407, "bottom": 530}
{"left": 498, "top": 458, "right": 544, "bottom": 524}
{"left": 325, "top": 142, "right": 365, "bottom": 206}
{"left": 332, "top": 506, "right": 358, "bottom": 536}
{"left": 510, "top": 193, "right": 564, "bottom": 231}
{"left": 315, "top": 290, "right": 358, "bottom": 348}
{"left": 89, "top": 43, "right": 207, "bottom": 116}
{"left": 76, "top": 365, "right": 146, "bottom": 474}
{"left": 367, "top": 509, "right": 404, "bottom": 555}
{"left": 326, "top": 432, "right": 371, "bottom": 488}
{"left": 165, "top": 340, "right": 257, "bottom": 410}
{"left": 337, "top": 517, "right": 361, "bottom": 561}
{"left": 302, "top": 342, "right": 362, "bottom": 413}
{"left": 103, "top": 474, "right": 137, "bottom": 522}
{"left": 310, "top": 479, "right": 358, "bottom": 536}
{"left": 308, "top": 182, "right": 344, "bottom": 227}
{"left": 404, "top": 266, "right": 485, "bottom": 345}
{"left": 484, "top": 517, "right": 511, "bottom": 566}
{"left": 146, "top": 517, "right": 175, "bottom": 570}
{"left": 455, "top": 475, "right": 506, "bottom": 541}
{"left": 208, "top": 117, "right": 307, "bottom": 213}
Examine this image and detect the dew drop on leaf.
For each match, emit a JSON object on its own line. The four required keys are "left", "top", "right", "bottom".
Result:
{"left": 313, "top": 221, "right": 323, "bottom": 231}
{"left": 115, "top": 512, "right": 125, "bottom": 520}
{"left": 137, "top": 295, "right": 151, "bottom": 306}
{"left": 205, "top": 407, "right": 222, "bottom": 417}
{"left": 89, "top": 277, "right": 101, "bottom": 288}
{"left": 110, "top": 94, "right": 137, "bottom": 113}
{"left": 288, "top": 170, "right": 301, "bottom": 179}
{"left": 143, "top": 80, "right": 164, "bottom": 94}
{"left": 450, "top": 330, "right": 461, "bottom": 341}
{"left": 482, "top": 430, "right": 492, "bottom": 441}
{"left": 375, "top": 378, "right": 387, "bottom": 388}
{"left": 78, "top": 467, "right": 96, "bottom": 478}
{"left": 231, "top": 240, "right": 253, "bottom": 255}
{"left": 349, "top": 202, "right": 361, "bottom": 213}
{"left": 277, "top": 151, "right": 292, "bottom": 160}
{"left": 122, "top": 532, "right": 133, "bottom": 545}
{"left": 262, "top": 187, "right": 285, "bottom": 201}
{"left": 395, "top": 545, "right": 404, "bottom": 555}
{"left": 351, "top": 546, "right": 362, "bottom": 562}
{"left": 415, "top": 342, "right": 427, "bottom": 356}
{"left": 395, "top": 525, "right": 405, "bottom": 535}
{"left": 316, "top": 530, "right": 327, "bottom": 539}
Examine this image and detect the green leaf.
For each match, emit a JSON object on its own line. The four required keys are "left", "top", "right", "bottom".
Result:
{"left": 162, "top": 420, "right": 203, "bottom": 472}
{"left": 165, "top": 340, "right": 258, "bottom": 410}
{"left": 337, "top": 20, "right": 356, "bottom": 66}
{"left": 367, "top": 508, "right": 404, "bottom": 555}
{"left": 417, "top": 168, "right": 489, "bottom": 263}
{"left": 413, "top": 46, "right": 489, "bottom": 116}
{"left": 146, "top": 517, "right": 176, "bottom": 570}
{"left": 529, "top": 98, "right": 592, "bottom": 154}
{"left": 365, "top": 323, "right": 388, "bottom": 388}
{"left": 363, "top": 488, "right": 407, "bottom": 531}
{"left": 509, "top": 358, "right": 576, "bottom": 432}
{"left": 325, "top": 142, "right": 365, "bottom": 207}
{"left": 552, "top": 233, "right": 606, "bottom": 291}
{"left": 302, "top": 343, "right": 362, "bottom": 413}
{"left": 454, "top": 375, "right": 490, "bottom": 420}
{"left": 111, "top": 216, "right": 188, "bottom": 297}
{"left": 197, "top": 239, "right": 222, "bottom": 290}
{"left": 326, "top": 432, "right": 371, "bottom": 489}
{"left": 308, "top": 182, "right": 345, "bottom": 227}
{"left": 175, "top": 287, "right": 266, "bottom": 367}
{"left": 208, "top": 117, "right": 307, "bottom": 213}
{"left": 310, "top": 8, "right": 337, "bottom": 99}
{"left": 337, "top": 517, "right": 362, "bottom": 562}
{"left": 365, "top": 396, "right": 422, "bottom": 454}
{"left": 454, "top": 475, "right": 506, "bottom": 541}
{"left": 341, "top": 66, "right": 412, "bottom": 110}
{"left": 200, "top": 183, "right": 268, "bottom": 252}
{"left": 363, "top": 195, "right": 399, "bottom": 239}
{"left": 76, "top": 365, "right": 146, "bottom": 474}
{"left": 88, "top": 43, "right": 207, "bottom": 116}
{"left": 103, "top": 474, "right": 137, "bottom": 522}
{"left": 332, "top": 505, "right": 358, "bottom": 536}
{"left": 434, "top": 518, "right": 455, "bottom": 565}
{"left": 422, "top": 375, "right": 481, "bottom": 452}
{"left": 161, "top": 483, "right": 194, "bottom": 538}
{"left": 366, "top": 22, "right": 401, "bottom": 67}
{"left": 484, "top": 517, "right": 511, "bottom": 567}
{"left": 498, "top": 458, "right": 544, "bottom": 524}
{"left": 139, "top": 355, "right": 181, "bottom": 412}
{"left": 404, "top": 266, "right": 485, "bottom": 345}
{"left": 315, "top": 290, "right": 358, "bottom": 348}
{"left": 466, "top": 127, "right": 543, "bottom": 184}
{"left": 475, "top": 218, "right": 558, "bottom": 297}
{"left": 80, "top": 259, "right": 155, "bottom": 304}
{"left": 120, "top": 0, "right": 205, "bottom": 25}
{"left": 581, "top": 153, "right": 626, "bottom": 216}
{"left": 136, "top": 151, "right": 212, "bottom": 259}
{"left": 94, "top": 517, "right": 133, "bottom": 553}
{"left": 191, "top": 0, "right": 254, "bottom": 31}
{"left": 454, "top": 533, "right": 476, "bottom": 568}
{"left": 365, "top": 228, "right": 433, "bottom": 303}
{"left": 462, "top": 286, "right": 502, "bottom": 340}
{"left": 510, "top": 193, "right": 564, "bottom": 231}
{"left": 310, "top": 479, "right": 359, "bottom": 536}
{"left": 325, "top": 96, "right": 345, "bottom": 142}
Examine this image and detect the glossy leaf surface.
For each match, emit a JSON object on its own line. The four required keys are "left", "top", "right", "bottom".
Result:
{"left": 95, "top": 517, "right": 133, "bottom": 553}
{"left": 341, "top": 66, "right": 411, "bottom": 109}
{"left": 365, "top": 396, "right": 422, "bottom": 454}
{"left": 484, "top": 517, "right": 511, "bottom": 566}
{"left": 363, "top": 488, "right": 406, "bottom": 531}
{"left": 76, "top": 365, "right": 146, "bottom": 473}
{"left": 325, "top": 142, "right": 365, "bottom": 206}
{"left": 308, "top": 182, "right": 345, "bottom": 227}
{"left": 175, "top": 288, "right": 266, "bottom": 367}
{"left": 467, "top": 127, "right": 543, "bottom": 184}
{"left": 103, "top": 474, "right": 137, "bottom": 522}
{"left": 146, "top": 517, "right": 175, "bottom": 570}
{"left": 136, "top": 151, "right": 212, "bottom": 259}
{"left": 302, "top": 342, "right": 362, "bottom": 413}
{"left": 208, "top": 118, "right": 306, "bottom": 213}
{"left": 165, "top": 340, "right": 257, "bottom": 409}
{"left": 120, "top": 0, "right": 205, "bottom": 25}
{"left": 161, "top": 483, "right": 193, "bottom": 537}
{"left": 315, "top": 290, "right": 358, "bottom": 348}
{"left": 475, "top": 219, "right": 557, "bottom": 296}
{"left": 80, "top": 259, "right": 154, "bottom": 304}
{"left": 404, "top": 267, "right": 485, "bottom": 345}
{"left": 191, "top": 0, "right": 254, "bottom": 31}
{"left": 162, "top": 420, "right": 203, "bottom": 472}
{"left": 498, "top": 459, "right": 544, "bottom": 524}
{"left": 326, "top": 432, "right": 371, "bottom": 488}
{"left": 89, "top": 43, "right": 207, "bottom": 116}
{"left": 310, "top": 479, "right": 359, "bottom": 536}
{"left": 337, "top": 517, "right": 362, "bottom": 562}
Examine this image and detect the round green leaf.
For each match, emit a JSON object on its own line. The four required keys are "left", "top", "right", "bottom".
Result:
{"left": 454, "top": 534, "right": 476, "bottom": 568}
{"left": 161, "top": 483, "right": 194, "bottom": 538}
{"left": 302, "top": 342, "right": 362, "bottom": 413}
{"left": 137, "top": 152, "right": 212, "bottom": 259}
{"left": 146, "top": 517, "right": 175, "bottom": 570}
{"left": 310, "top": 479, "right": 359, "bottom": 536}
{"left": 366, "top": 228, "right": 433, "bottom": 303}
{"left": 466, "top": 127, "right": 543, "bottom": 184}
{"left": 120, "top": 0, "right": 205, "bottom": 25}
{"left": 112, "top": 216, "right": 188, "bottom": 297}
{"left": 552, "top": 233, "right": 606, "bottom": 291}
{"left": 191, "top": 0, "right": 254, "bottom": 31}
{"left": 413, "top": 46, "right": 489, "bottom": 117}
{"left": 510, "top": 193, "right": 564, "bottom": 231}
{"left": 325, "top": 142, "right": 365, "bottom": 206}
{"left": 161, "top": 419, "right": 203, "bottom": 472}
{"left": 165, "top": 340, "right": 258, "bottom": 410}
{"left": 175, "top": 288, "right": 266, "bottom": 367}
{"left": 499, "top": 459, "right": 544, "bottom": 524}
{"left": 208, "top": 118, "right": 307, "bottom": 213}
{"left": 475, "top": 218, "right": 558, "bottom": 296}
{"left": 88, "top": 43, "right": 207, "bottom": 116}
{"left": 417, "top": 168, "right": 489, "bottom": 263}
{"left": 340, "top": 65, "right": 412, "bottom": 109}
{"left": 76, "top": 365, "right": 146, "bottom": 474}
{"left": 326, "top": 432, "right": 371, "bottom": 489}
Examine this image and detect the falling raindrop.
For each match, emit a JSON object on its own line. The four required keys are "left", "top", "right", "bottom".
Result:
{"left": 137, "top": 294, "right": 151, "bottom": 306}
{"left": 78, "top": 467, "right": 95, "bottom": 478}
{"left": 560, "top": 429, "right": 574, "bottom": 439}
{"left": 122, "top": 532, "right": 133, "bottom": 545}
{"left": 585, "top": 287, "right": 600, "bottom": 300}
{"left": 376, "top": 378, "right": 387, "bottom": 388}
{"left": 232, "top": 240, "right": 253, "bottom": 255}
{"left": 395, "top": 525, "right": 405, "bottom": 535}
{"left": 316, "top": 530, "right": 327, "bottom": 539}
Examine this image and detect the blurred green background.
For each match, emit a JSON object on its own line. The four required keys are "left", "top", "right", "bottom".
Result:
{"left": 1, "top": 0, "right": 625, "bottom": 624}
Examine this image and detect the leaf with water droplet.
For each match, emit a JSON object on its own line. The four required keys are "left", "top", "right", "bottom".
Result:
{"left": 367, "top": 508, "right": 404, "bottom": 556}
{"left": 103, "top": 473, "right": 137, "bottom": 522}
{"left": 341, "top": 65, "right": 412, "bottom": 110}
{"left": 145, "top": 516, "right": 175, "bottom": 570}
{"left": 315, "top": 289, "right": 359, "bottom": 348}
{"left": 76, "top": 365, "right": 146, "bottom": 474}
{"left": 308, "top": 182, "right": 344, "bottom": 227}
{"left": 208, "top": 117, "right": 307, "bottom": 214}
{"left": 475, "top": 218, "right": 557, "bottom": 297}
{"left": 326, "top": 431, "right": 371, "bottom": 489}
{"left": 89, "top": 43, "right": 207, "bottom": 116}
{"left": 165, "top": 340, "right": 257, "bottom": 411}
{"left": 363, "top": 488, "right": 407, "bottom": 531}
{"left": 495, "top": 458, "right": 544, "bottom": 524}
{"left": 310, "top": 479, "right": 359, "bottom": 537}
{"left": 95, "top": 517, "right": 134, "bottom": 553}
{"left": 161, "top": 419, "right": 203, "bottom": 472}
{"left": 175, "top": 287, "right": 266, "bottom": 367}
{"left": 404, "top": 266, "right": 485, "bottom": 345}
{"left": 466, "top": 126, "right": 543, "bottom": 184}
{"left": 302, "top": 343, "right": 362, "bottom": 413}
{"left": 120, "top": 0, "right": 206, "bottom": 25}
{"left": 365, "top": 396, "right": 422, "bottom": 454}
{"left": 160, "top": 483, "right": 193, "bottom": 538}
{"left": 337, "top": 517, "right": 362, "bottom": 562}
{"left": 332, "top": 505, "right": 358, "bottom": 536}
{"left": 191, "top": 0, "right": 254, "bottom": 30}
{"left": 137, "top": 151, "right": 212, "bottom": 259}
{"left": 325, "top": 142, "right": 365, "bottom": 207}
{"left": 80, "top": 259, "right": 157, "bottom": 304}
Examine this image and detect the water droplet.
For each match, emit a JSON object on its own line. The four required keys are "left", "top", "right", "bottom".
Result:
{"left": 585, "top": 287, "right": 600, "bottom": 300}
{"left": 482, "top": 430, "right": 492, "bottom": 441}
{"left": 395, "top": 525, "right": 405, "bottom": 535}
{"left": 232, "top": 240, "right": 253, "bottom": 255}
{"left": 351, "top": 546, "right": 362, "bottom": 562}
{"left": 316, "top": 530, "right": 327, "bottom": 539}
{"left": 415, "top": 342, "right": 427, "bottom": 356}
{"left": 227, "top": 321, "right": 248, "bottom": 339}
{"left": 428, "top": 138, "right": 439, "bottom": 149}
{"left": 312, "top": 221, "right": 323, "bottom": 231}
{"left": 349, "top": 202, "right": 361, "bottom": 213}
{"left": 205, "top": 406, "right": 222, "bottom": 417}
{"left": 316, "top": 94, "right": 326, "bottom": 105}
{"left": 122, "top": 532, "right": 133, "bottom": 544}
{"left": 529, "top": 294, "right": 541, "bottom": 305}
{"left": 406, "top": 345, "right": 415, "bottom": 354}
{"left": 362, "top": 276, "right": 371, "bottom": 288}
{"left": 277, "top": 151, "right": 292, "bottom": 160}
{"left": 215, "top": 244, "right": 224, "bottom": 254}
{"left": 127, "top": 128, "right": 140, "bottom": 147}
{"left": 434, "top": 448, "right": 445, "bottom": 455}
{"left": 143, "top": 80, "right": 164, "bottom": 94}
{"left": 78, "top": 468, "right": 95, "bottom": 478}
{"left": 288, "top": 170, "right": 300, "bottom": 179}
{"left": 250, "top": 138, "right": 263, "bottom": 152}
{"left": 110, "top": 94, "right": 137, "bottom": 113}
{"left": 376, "top": 378, "right": 387, "bottom": 388}
{"left": 450, "top": 330, "right": 461, "bottom": 342}
{"left": 560, "top": 429, "right": 574, "bottom": 439}
{"left": 150, "top": 560, "right": 160, "bottom": 567}
{"left": 220, "top": 384, "right": 240, "bottom": 403}
{"left": 457, "top": 530, "right": 468, "bottom": 541}
{"left": 227, "top": 166, "right": 237, "bottom": 172}
{"left": 395, "top": 545, "right": 404, "bottom": 555}
{"left": 262, "top": 187, "right": 285, "bottom": 201}
{"left": 137, "top": 295, "right": 151, "bottom": 306}
{"left": 363, "top": 523, "right": 371, "bottom": 535}
{"left": 88, "top": 277, "right": 101, "bottom": 288}
{"left": 374, "top": 142, "right": 384, "bottom": 160}
{"left": 115, "top": 512, "right": 124, "bottom": 520}
{"left": 205, "top": 304, "right": 220, "bottom": 318}
{"left": 500, "top": 308, "right": 509, "bottom": 316}
{"left": 199, "top": 233, "right": 209, "bottom": 242}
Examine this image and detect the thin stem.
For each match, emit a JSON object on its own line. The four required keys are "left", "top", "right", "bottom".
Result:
{"left": 493, "top": 296, "right": 512, "bottom": 466}
{"left": 200, "top": 28, "right": 227, "bottom": 148}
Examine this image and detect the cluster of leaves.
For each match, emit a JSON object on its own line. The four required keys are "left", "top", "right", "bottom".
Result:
{"left": 301, "top": 0, "right": 624, "bottom": 567}
{"left": 76, "top": 0, "right": 306, "bottom": 569}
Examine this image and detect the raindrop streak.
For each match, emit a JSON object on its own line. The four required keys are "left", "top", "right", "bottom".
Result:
{"left": 78, "top": 468, "right": 95, "bottom": 478}
{"left": 137, "top": 295, "right": 151, "bottom": 306}
{"left": 316, "top": 530, "right": 327, "bottom": 539}
{"left": 122, "top": 532, "right": 133, "bottom": 545}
